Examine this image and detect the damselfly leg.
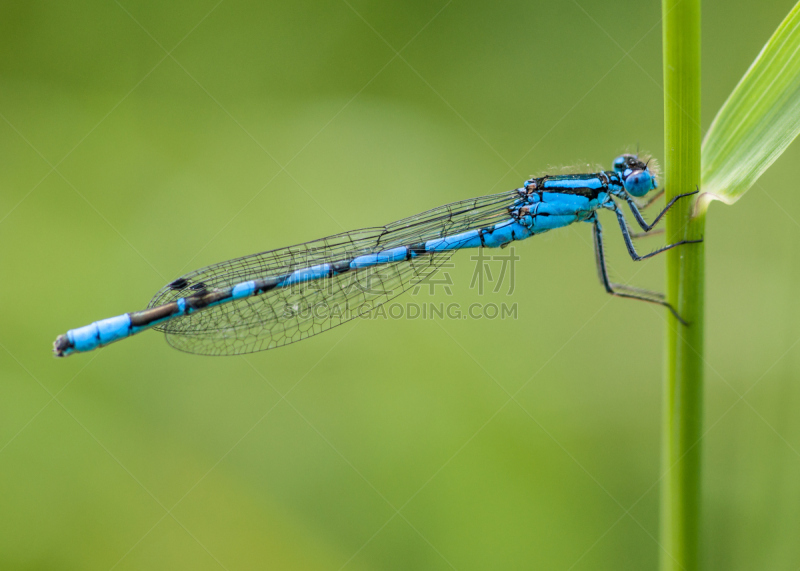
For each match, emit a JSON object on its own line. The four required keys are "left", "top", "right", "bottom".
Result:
{"left": 612, "top": 204, "right": 702, "bottom": 262}
{"left": 624, "top": 188, "right": 699, "bottom": 232}
{"left": 591, "top": 217, "right": 687, "bottom": 324}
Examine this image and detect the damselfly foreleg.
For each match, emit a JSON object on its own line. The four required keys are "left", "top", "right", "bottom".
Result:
{"left": 624, "top": 188, "right": 699, "bottom": 232}
{"left": 623, "top": 209, "right": 664, "bottom": 239}
{"left": 612, "top": 204, "right": 702, "bottom": 261}
{"left": 591, "top": 218, "right": 685, "bottom": 324}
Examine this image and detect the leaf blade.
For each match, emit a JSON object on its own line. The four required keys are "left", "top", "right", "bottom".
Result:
{"left": 701, "top": 1, "right": 800, "bottom": 206}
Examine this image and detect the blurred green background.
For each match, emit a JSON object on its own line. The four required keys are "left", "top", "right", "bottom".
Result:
{"left": 2, "top": 0, "right": 799, "bottom": 569}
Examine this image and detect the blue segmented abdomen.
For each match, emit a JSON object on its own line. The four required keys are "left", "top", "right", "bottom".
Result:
{"left": 53, "top": 218, "right": 536, "bottom": 357}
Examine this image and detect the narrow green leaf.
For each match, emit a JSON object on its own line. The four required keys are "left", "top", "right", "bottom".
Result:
{"left": 701, "top": 1, "right": 800, "bottom": 207}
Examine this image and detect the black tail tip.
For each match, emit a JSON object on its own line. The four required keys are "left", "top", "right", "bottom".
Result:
{"left": 53, "top": 335, "right": 71, "bottom": 357}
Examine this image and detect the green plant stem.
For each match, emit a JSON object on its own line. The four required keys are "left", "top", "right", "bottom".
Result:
{"left": 661, "top": 0, "right": 705, "bottom": 570}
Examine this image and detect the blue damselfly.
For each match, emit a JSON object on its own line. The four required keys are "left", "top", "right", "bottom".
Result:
{"left": 54, "top": 154, "right": 700, "bottom": 357}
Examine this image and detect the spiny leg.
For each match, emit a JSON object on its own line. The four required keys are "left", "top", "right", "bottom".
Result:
{"left": 620, "top": 210, "right": 665, "bottom": 239}
{"left": 605, "top": 281, "right": 666, "bottom": 299}
{"left": 592, "top": 218, "right": 685, "bottom": 324}
{"left": 613, "top": 205, "right": 702, "bottom": 261}
{"left": 619, "top": 209, "right": 665, "bottom": 240}
{"left": 625, "top": 188, "right": 699, "bottom": 232}
{"left": 591, "top": 218, "right": 664, "bottom": 299}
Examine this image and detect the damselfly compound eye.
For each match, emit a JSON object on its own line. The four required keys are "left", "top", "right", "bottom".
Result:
{"left": 623, "top": 169, "right": 655, "bottom": 197}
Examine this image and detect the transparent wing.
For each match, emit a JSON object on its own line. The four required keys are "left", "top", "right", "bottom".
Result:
{"left": 161, "top": 250, "right": 455, "bottom": 355}
{"left": 148, "top": 189, "right": 520, "bottom": 355}
{"left": 377, "top": 189, "right": 521, "bottom": 248}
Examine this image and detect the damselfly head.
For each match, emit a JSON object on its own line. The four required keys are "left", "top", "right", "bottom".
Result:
{"left": 613, "top": 154, "right": 659, "bottom": 197}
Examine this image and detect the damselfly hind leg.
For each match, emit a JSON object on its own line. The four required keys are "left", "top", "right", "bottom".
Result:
{"left": 591, "top": 217, "right": 687, "bottom": 325}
